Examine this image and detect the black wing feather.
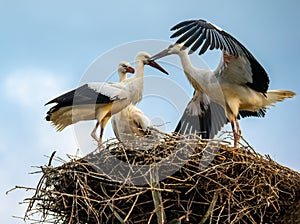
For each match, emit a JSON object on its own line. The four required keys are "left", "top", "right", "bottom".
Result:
{"left": 221, "top": 32, "right": 237, "bottom": 55}
{"left": 209, "top": 30, "right": 216, "bottom": 50}
{"left": 189, "top": 30, "right": 206, "bottom": 54}
{"left": 175, "top": 92, "right": 227, "bottom": 139}
{"left": 246, "top": 57, "right": 270, "bottom": 94}
{"left": 45, "top": 84, "right": 118, "bottom": 113}
{"left": 174, "top": 92, "right": 267, "bottom": 138}
{"left": 175, "top": 25, "right": 199, "bottom": 45}
{"left": 239, "top": 109, "right": 266, "bottom": 118}
{"left": 170, "top": 19, "right": 270, "bottom": 94}
{"left": 184, "top": 27, "right": 203, "bottom": 48}
{"left": 211, "top": 30, "right": 221, "bottom": 50}
{"left": 170, "top": 20, "right": 195, "bottom": 31}
{"left": 199, "top": 30, "right": 211, "bottom": 55}
{"left": 170, "top": 22, "right": 197, "bottom": 38}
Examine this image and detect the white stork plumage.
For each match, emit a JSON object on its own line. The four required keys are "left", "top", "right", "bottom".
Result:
{"left": 45, "top": 52, "right": 168, "bottom": 146}
{"left": 111, "top": 62, "right": 152, "bottom": 144}
{"left": 151, "top": 19, "right": 295, "bottom": 147}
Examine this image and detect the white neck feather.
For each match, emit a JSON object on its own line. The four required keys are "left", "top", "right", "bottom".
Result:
{"left": 177, "top": 50, "right": 193, "bottom": 70}
{"left": 177, "top": 50, "right": 205, "bottom": 92}
{"left": 126, "top": 60, "right": 145, "bottom": 104}
{"left": 134, "top": 60, "right": 145, "bottom": 78}
{"left": 177, "top": 50, "right": 219, "bottom": 98}
{"left": 119, "top": 73, "right": 127, "bottom": 82}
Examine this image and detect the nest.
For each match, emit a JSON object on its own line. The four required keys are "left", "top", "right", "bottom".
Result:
{"left": 21, "top": 133, "right": 300, "bottom": 224}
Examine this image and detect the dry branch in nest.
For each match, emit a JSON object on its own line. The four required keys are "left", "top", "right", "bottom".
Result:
{"left": 21, "top": 133, "right": 300, "bottom": 223}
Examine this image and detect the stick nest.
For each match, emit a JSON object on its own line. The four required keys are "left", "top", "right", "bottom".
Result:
{"left": 22, "top": 133, "right": 300, "bottom": 223}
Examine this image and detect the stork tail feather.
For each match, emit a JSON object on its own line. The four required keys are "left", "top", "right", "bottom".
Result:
{"left": 266, "top": 90, "right": 295, "bottom": 106}
{"left": 45, "top": 107, "right": 74, "bottom": 131}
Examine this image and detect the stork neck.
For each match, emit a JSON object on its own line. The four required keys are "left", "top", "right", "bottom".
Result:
{"left": 177, "top": 50, "right": 214, "bottom": 94}
{"left": 178, "top": 50, "right": 192, "bottom": 66}
{"left": 177, "top": 50, "right": 210, "bottom": 76}
{"left": 134, "top": 61, "right": 145, "bottom": 78}
{"left": 177, "top": 50, "right": 196, "bottom": 74}
{"left": 127, "top": 60, "right": 144, "bottom": 104}
{"left": 119, "top": 73, "right": 127, "bottom": 82}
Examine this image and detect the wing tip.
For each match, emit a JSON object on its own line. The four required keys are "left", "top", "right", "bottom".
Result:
{"left": 45, "top": 114, "right": 51, "bottom": 121}
{"left": 170, "top": 18, "right": 248, "bottom": 57}
{"left": 44, "top": 99, "right": 54, "bottom": 106}
{"left": 170, "top": 19, "right": 198, "bottom": 31}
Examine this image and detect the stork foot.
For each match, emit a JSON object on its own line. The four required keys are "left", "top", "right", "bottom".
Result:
{"left": 97, "top": 134, "right": 104, "bottom": 149}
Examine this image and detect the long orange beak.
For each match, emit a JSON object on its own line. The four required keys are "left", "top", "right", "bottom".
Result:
{"left": 150, "top": 49, "right": 171, "bottom": 61}
{"left": 147, "top": 59, "right": 168, "bottom": 75}
{"left": 126, "top": 66, "right": 135, "bottom": 74}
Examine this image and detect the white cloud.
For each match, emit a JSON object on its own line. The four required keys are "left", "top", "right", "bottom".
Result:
{"left": 2, "top": 68, "right": 78, "bottom": 152}
{"left": 1, "top": 69, "right": 78, "bottom": 223}
{"left": 4, "top": 69, "right": 67, "bottom": 106}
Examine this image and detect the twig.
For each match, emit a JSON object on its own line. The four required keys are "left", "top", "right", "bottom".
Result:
{"left": 123, "top": 194, "right": 139, "bottom": 222}
{"left": 199, "top": 191, "right": 219, "bottom": 224}
{"left": 47, "top": 151, "right": 56, "bottom": 166}
{"left": 15, "top": 133, "right": 300, "bottom": 223}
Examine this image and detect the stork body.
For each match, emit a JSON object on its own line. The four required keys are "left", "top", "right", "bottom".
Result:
{"left": 111, "top": 104, "right": 152, "bottom": 141}
{"left": 45, "top": 53, "right": 167, "bottom": 146}
{"left": 152, "top": 19, "right": 295, "bottom": 146}
{"left": 111, "top": 64, "right": 152, "bottom": 144}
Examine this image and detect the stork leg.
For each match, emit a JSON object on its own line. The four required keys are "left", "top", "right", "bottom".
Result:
{"left": 98, "top": 127, "right": 104, "bottom": 147}
{"left": 235, "top": 117, "right": 241, "bottom": 146}
{"left": 230, "top": 118, "right": 241, "bottom": 147}
{"left": 91, "top": 122, "right": 99, "bottom": 142}
{"left": 230, "top": 119, "right": 238, "bottom": 147}
{"left": 230, "top": 120, "right": 236, "bottom": 146}
{"left": 98, "top": 115, "right": 111, "bottom": 147}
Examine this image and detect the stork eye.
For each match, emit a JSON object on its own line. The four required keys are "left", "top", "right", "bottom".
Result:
{"left": 144, "top": 55, "right": 150, "bottom": 60}
{"left": 122, "top": 64, "right": 128, "bottom": 68}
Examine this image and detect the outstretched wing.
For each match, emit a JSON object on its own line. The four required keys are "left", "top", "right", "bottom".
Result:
{"left": 174, "top": 91, "right": 227, "bottom": 139}
{"left": 175, "top": 91, "right": 266, "bottom": 138}
{"left": 170, "top": 19, "right": 270, "bottom": 94}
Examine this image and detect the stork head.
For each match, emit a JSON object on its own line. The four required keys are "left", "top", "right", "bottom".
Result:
{"left": 135, "top": 52, "right": 168, "bottom": 75}
{"left": 117, "top": 61, "right": 135, "bottom": 81}
{"left": 151, "top": 43, "right": 187, "bottom": 60}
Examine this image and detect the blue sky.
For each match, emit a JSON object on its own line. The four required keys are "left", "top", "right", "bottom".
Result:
{"left": 1, "top": 0, "right": 300, "bottom": 223}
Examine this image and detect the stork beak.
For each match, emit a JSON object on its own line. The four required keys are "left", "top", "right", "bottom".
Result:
{"left": 126, "top": 66, "right": 135, "bottom": 74}
{"left": 150, "top": 49, "right": 171, "bottom": 61}
{"left": 147, "top": 59, "right": 168, "bottom": 75}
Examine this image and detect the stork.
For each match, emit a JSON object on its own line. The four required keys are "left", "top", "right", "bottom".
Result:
{"left": 111, "top": 61, "right": 152, "bottom": 145}
{"left": 151, "top": 19, "right": 295, "bottom": 147}
{"left": 45, "top": 52, "right": 168, "bottom": 146}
